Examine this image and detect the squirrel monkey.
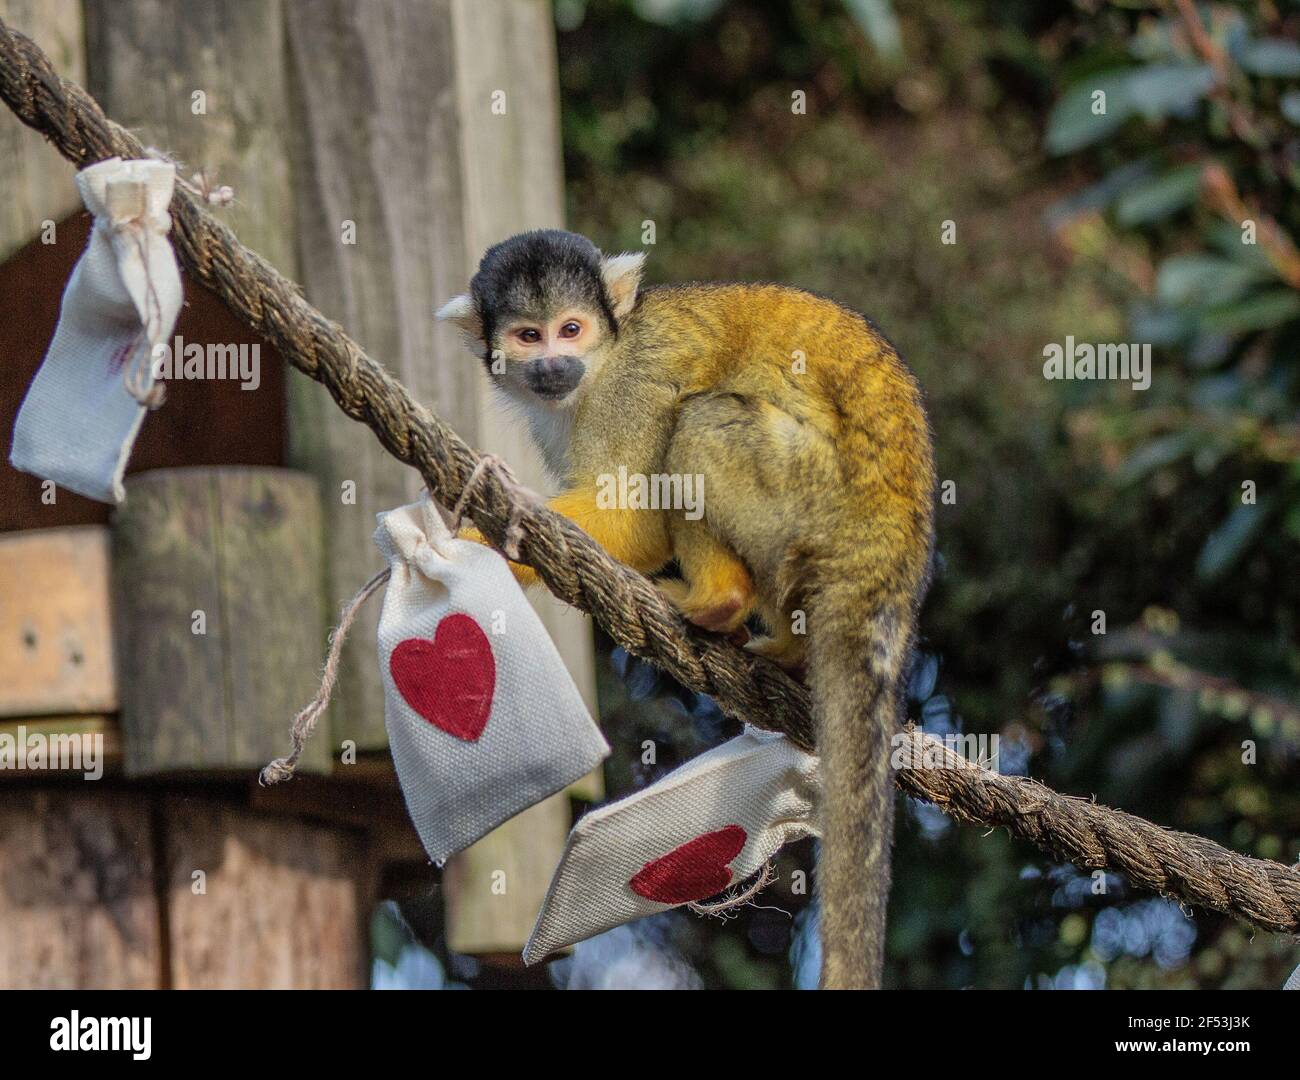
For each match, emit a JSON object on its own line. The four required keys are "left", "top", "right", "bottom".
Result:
{"left": 438, "top": 230, "right": 935, "bottom": 989}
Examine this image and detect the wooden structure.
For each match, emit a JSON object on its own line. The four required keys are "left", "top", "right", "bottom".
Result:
{"left": 0, "top": 0, "right": 594, "bottom": 988}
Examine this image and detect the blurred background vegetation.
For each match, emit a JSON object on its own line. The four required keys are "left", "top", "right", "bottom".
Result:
{"left": 544, "top": 0, "right": 1300, "bottom": 989}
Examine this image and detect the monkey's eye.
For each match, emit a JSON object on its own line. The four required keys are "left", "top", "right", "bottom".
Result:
{"left": 558, "top": 321, "right": 583, "bottom": 340}
{"left": 515, "top": 327, "right": 542, "bottom": 344}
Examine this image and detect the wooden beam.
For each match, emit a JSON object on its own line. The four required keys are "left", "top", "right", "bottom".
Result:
{"left": 161, "top": 795, "right": 369, "bottom": 988}
{"left": 111, "top": 468, "right": 329, "bottom": 775}
{"left": 0, "top": 526, "right": 116, "bottom": 717}
{"left": 438, "top": 0, "right": 602, "bottom": 954}
{"left": 282, "top": 0, "right": 478, "bottom": 751}
{"left": 82, "top": 0, "right": 296, "bottom": 271}
{"left": 0, "top": 0, "right": 83, "bottom": 263}
{"left": 450, "top": 0, "right": 600, "bottom": 746}
{"left": 282, "top": 0, "right": 602, "bottom": 954}
{"left": 0, "top": 789, "right": 160, "bottom": 988}
{"left": 248, "top": 765, "right": 428, "bottom": 866}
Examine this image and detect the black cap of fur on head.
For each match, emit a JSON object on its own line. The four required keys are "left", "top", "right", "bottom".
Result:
{"left": 469, "top": 229, "right": 618, "bottom": 347}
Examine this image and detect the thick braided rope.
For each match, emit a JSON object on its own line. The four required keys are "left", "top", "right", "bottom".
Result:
{"left": 2, "top": 17, "right": 1297, "bottom": 935}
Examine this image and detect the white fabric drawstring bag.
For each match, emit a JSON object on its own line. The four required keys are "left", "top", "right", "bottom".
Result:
{"left": 11, "top": 157, "right": 181, "bottom": 503}
{"left": 524, "top": 726, "right": 820, "bottom": 965}
{"left": 374, "top": 496, "right": 610, "bottom": 864}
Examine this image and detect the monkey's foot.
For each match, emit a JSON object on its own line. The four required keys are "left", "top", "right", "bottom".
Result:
{"left": 657, "top": 577, "right": 755, "bottom": 634}
{"left": 745, "top": 632, "right": 807, "bottom": 674}
{"left": 458, "top": 525, "right": 539, "bottom": 588}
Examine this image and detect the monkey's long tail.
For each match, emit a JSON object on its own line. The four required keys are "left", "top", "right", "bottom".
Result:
{"left": 808, "top": 576, "right": 914, "bottom": 990}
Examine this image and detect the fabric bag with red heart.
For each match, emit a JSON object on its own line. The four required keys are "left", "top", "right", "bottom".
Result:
{"left": 523, "top": 726, "right": 820, "bottom": 964}
{"left": 374, "top": 496, "right": 609, "bottom": 864}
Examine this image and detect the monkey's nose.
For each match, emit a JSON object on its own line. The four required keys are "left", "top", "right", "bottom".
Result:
{"left": 526, "top": 355, "right": 585, "bottom": 400}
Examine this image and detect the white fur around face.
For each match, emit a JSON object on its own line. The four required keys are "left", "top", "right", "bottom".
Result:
{"left": 528, "top": 403, "right": 578, "bottom": 482}
{"left": 492, "top": 380, "right": 579, "bottom": 483}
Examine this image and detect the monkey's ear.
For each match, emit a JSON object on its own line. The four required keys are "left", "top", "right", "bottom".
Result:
{"left": 600, "top": 252, "right": 646, "bottom": 321}
{"left": 436, "top": 293, "right": 484, "bottom": 347}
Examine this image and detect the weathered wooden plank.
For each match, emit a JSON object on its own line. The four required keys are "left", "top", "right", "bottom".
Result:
{"left": 162, "top": 796, "right": 368, "bottom": 989}
{"left": 0, "top": 789, "right": 160, "bottom": 988}
{"left": 0, "top": 525, "right": 116, "bottom": 716}
{"left": 443, "top": 795, "right": 574, "bottom": 955}
{"left": 83, "top": 0, "right": 296, "bottom": 271}
{"left": 439, "top": 0, "right": 602, "bottom": 953}
{"left": 282, "top": 0, "right": 477, "bottom": 750}
{"left": 0, "top": 0, "right": 83, "bottom": 263}
{"left": 75, "top": 2, "right": 310, "bottom": 773}
{"left": 112, "top": 468, "right": 328, "bottom": 775}
{"left": 450, "top": 0, "right": 600, "bottom": 743}
{"left": 248, "top": 764, "right": 427, "bottom": 865}
{"left": 283, "top": 0, "right": 599, "bottom": 761}
{"left": 212, "top": 469, "right": 325, "bottom": 768}
{"left": 112, "top": 469, "right": 228, "bottom": 772}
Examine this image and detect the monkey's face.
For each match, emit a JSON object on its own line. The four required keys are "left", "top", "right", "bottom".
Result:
{"left": 491, "top": 307, "right": 609, "bottom": 406}
{"left": 437, "top": 230, "right": 645, "bottom": 412}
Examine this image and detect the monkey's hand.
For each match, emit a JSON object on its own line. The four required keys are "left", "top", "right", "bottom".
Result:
{"left": 457, "top": 525, "right": 540, "bottom": 588}
{"left": 745, "top": 629, "right": 808, "bottom": 676}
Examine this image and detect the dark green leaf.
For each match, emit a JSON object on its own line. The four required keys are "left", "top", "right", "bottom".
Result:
{"left": 1046, "top": 159, "right": 1152, "bottom": 225}
{"left": 1046, "top": 70, "right": 1137, "bottom": 155}
{"left": 1114, "top": 165, "right": 1202, "bottom": 225}
{"left": 1186, "top": 333, "right": 1234, "bottom": 371}
{"left": 843, "top": 0, "right": 904, "bottom": 62}
{"left": 1128, "top": 303, "right": 1194, "bottom": 346}
{"left": 1238, "top": 38, "right": 1300, "bottom": 77}
{"left": 1196, "top": 501, "right": 1271, "bottom": 581}
{"left": 1199, "top": 290, "right": 1300, "bottom": 335}
{"left": 1206, "top": 219, "right": 1283, "bottom": 270}
{"left": 1281, "top": 91, "right": 1300, "bottom": 125}
{"left": 1117, "top": 432, "right": 1196, "bottom": 484}
{"left": 1127, "top": 63, "right": 1215, "bottom": 120}
{"left": 1155, "top": 254, "right": 1270, "bottom": 307}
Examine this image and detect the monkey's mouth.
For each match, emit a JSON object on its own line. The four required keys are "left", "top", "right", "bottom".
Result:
{"left": 525, "top": 356, "right": 585, "bottom": 401}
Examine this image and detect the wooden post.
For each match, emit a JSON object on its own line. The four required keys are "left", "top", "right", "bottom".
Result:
{"left": 0, "top": 2, "right": 154, "bottom": 993}
{"left": 0, "top": 789, "right": 160, "bottom": 988}
{"left": 440, "top": 0, "right": 603, "bottom": 954}
{"left": 0, "top": 1, "right": 384, "bottom": 991}
{"left": 449, "top": 0, "right": 600, "bottom": 734}
{"left": 0, "top": 0, "right": 83, "bottom": 264}
{"left": 4, "top": 0, "right": 603, "bottom": 972}
{"left": 79, "top": 0, "right": 325, "bottom": 774}
{"left": 281, "top": 0, "right": 477, "bottom": 752}
{"left": 281, "top": 0, "right": 601, "bottom": 955}
{"left": 163, "top": 795, "right": 368, "bottom": 989}
{"left": 82, "top": 0, "right": 296, "bottom": 272}
{"left": 111, "top": 468, "right": 329, "bottom": 775}
{"left": 0, "top": 526, "right": 116, "bottom": 718}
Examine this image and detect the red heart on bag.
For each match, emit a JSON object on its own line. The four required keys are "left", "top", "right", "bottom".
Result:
{"left": 390, "top": 614, "right": 495, "bottom": 742}
{"left": 629, "top": 825, "right": 748, "bottom": 904}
